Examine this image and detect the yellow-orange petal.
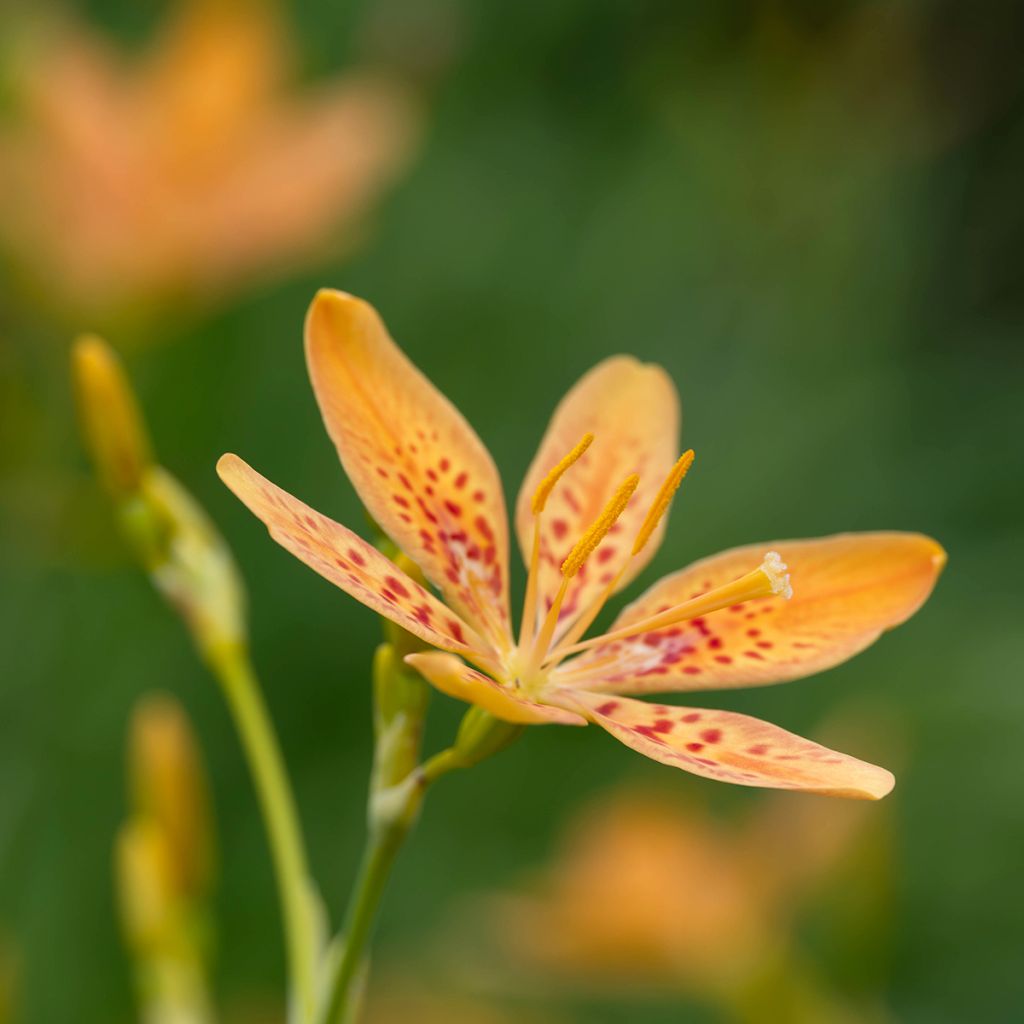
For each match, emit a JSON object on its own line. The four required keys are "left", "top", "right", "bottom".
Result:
{"left": 514, "top": 356, "right": 679, "bottom": 642}
{"left": 558, "top": 690, "right": 894, "bottom": 799}
{"left": 562, "top": 532, "right": 946, "bottom": 694}
{"left": 217, "top": 454, "right": 488, "bottom": 657}
{"left": 405, "top": 652, "right": 586, "bottom": 726}
{"left": 305, "top": 290, "right": 512, "bottom": 650}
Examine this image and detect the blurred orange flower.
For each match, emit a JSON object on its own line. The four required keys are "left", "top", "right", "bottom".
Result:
{"left": 0, "top": 0, "right": 420, "bottom": 322}
{"left": 486, "top": 781, "right": 888, "bottom": 1006}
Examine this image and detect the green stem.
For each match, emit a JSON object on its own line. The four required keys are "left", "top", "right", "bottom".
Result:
{"left": 210, "top": 644, "right": 317, "bottom": 1023}
{"left": 320, "top": 713, "right": 525, "bottom": 1023}
{"left": 319, "top": 822, "right": 405, "bottom": 1024}
{"left": 318, "top": 753, "right": 466, "bottom": 1024}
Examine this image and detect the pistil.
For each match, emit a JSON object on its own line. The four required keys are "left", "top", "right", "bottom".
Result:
{"left": 552, "top": 551, "right": 791, "bottom": 660}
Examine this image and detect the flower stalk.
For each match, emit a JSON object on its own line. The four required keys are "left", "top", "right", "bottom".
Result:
{"left": 318, "top": 648, "right": 521, "bottom": 1024}
{"left": 74, "top": 336, "right": 319, "bottom": 1022}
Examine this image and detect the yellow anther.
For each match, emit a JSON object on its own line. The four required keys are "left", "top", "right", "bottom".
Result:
{"left": 531, "top": 433, "right": 594, "bottom": 514}
{"left": 561, "top": 474, "right": 639, "bottom": 578}
{"left": 632, "top": 449, "right": 694, "bottom": 556}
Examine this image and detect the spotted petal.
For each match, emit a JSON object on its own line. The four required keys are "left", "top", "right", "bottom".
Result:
{"left": 405, "top": 652, "right": 586, "bottom": 726}
{"left": 217, "top": 454, "right": 489, "bottom": 658}
{"left": 515, "top": 356, "right": 679, "bottom": 641}
{"left": 305, "top": 289, "right": 512, "bottom": 650}
{"left": 558, "top": 690, "right": 894, "bottom": 799}
{"left": 560, "top": 532, "right": 945, "bottom": 694}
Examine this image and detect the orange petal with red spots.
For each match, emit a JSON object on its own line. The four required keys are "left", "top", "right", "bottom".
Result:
{"left": 557, "top": 690, "right": 894, "bottom": 799}
{"left": 405, "top": 652, "right": 586, "bottom": 726}
{"left": 515, "top": 356, "right": 679, "bottom": 641}
{"left": 305, "top": 290, "right": 512, "bottom": 651}
{"left": 217, "top": 454, "right": 488, "bottom": 658}
{"left": 562, "top": 532, "right": 945, "bottom": 694}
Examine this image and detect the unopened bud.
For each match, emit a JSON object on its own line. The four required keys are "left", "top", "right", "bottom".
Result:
{"left": 130, "top": 694, "right": 214, "bottom": 901}
{"left": 72, "top": 335, "right": 152, "bottom": 500}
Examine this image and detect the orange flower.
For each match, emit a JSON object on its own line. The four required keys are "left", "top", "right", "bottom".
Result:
{"left": 0, "top": 0, "right": 418, "bottom": 318}
{"left": 485, "top": 783, "right": 883, "bottom": 994}
{"left": 219, "top": 289, "right": 945, "bottom": 799}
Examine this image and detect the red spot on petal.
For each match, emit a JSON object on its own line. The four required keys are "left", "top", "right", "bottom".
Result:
{"left": 681, "top": 712, "right": 701, "bottom": 722}
{"left": 713, "top": 655, "right": 733, "bottom": 664}
{"left": 454, "top": 471, "right": 469, "bottom": 489}
{"left": 682, "top": 666, "right": 702, "bottom": 675}
{"left": 444, "top": 500, "right": 462, "bottom": 517}
{"left": 347, "top": 548, "right": 366, "bottom": 567}
{"left": 439, "top": 458, "right": 451, "bottom": 473}
{"left": 700, "top": 728, "right": 722, "bottom": 743}
{"left": 594, "top": 701, "right": 620, "bottom": 716}
{"left": 747, "top": 744, "right": 769, "bottom": 756}
{"left": 384, "top": 576, "right": 410, "bottom": 599}
{"left": 686, "top": 742, "right": 704, "bottom": 752}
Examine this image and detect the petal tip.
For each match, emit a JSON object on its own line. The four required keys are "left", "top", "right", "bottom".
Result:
{"left": 215, "top": 452, "right": 244, "bottom": 483}
{"left": 927, "top": 538, "right": 948, "bottom": 574}
{"left": 832, "top": 766, "right": 895, "bottom": 801}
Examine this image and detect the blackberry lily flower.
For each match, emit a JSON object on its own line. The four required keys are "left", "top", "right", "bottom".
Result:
{"left": 218, "top": 290, "right": 945, "bottom": 799}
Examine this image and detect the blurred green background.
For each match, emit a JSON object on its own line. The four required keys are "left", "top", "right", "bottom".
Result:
{"left": 2, "top": 1, "right": 1023, "bottom": 1021}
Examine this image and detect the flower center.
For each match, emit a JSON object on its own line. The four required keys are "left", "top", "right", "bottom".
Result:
{"left": 507, "top": 437, "right": 792, "bottom": 694}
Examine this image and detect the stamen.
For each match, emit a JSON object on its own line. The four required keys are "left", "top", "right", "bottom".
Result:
{"left": 557, "top": 551, "right": 792, "bottom": 658}
{"left": 522, "top": 473, "right": 639, "bottom": 682}
{"left": 632, "top": 450, "right": 694, "bottom": 556}
{"left": 517, "top": 520, "right": 543, "bottom": 649}
{"left": 561, "top": 474, "right": 639, "bottom": 578}
{"left": 519, "top": 432, "right": 594, "bottom": 651}
{"left": 531, "top": 433, "right": 594, "bottom": 514}
{"left": 543, "top": 452, "right": 696, "bottom": 668}
{"left": 760, "top": 550, "right": 793, "bottom": 599}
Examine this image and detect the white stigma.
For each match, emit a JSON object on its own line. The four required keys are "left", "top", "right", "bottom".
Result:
{"left": 761, "top": 550, "right": 792, "bottom": 600}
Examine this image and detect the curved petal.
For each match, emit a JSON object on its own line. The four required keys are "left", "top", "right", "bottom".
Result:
{"left": 217, "top": 454, "right": 489, "bottom": 658}
{"left": 305, "top": 289, "right": 512, "bottom": 650}
{"left": 557, "top": 690, "right": 894, "bottom": 799}
{"left": 515, "top": 356, "right": 679, "bottom": 640}
{"left": 561, "top": 532, "right": 946, "bottom": 694}
{"left": 405, "top": 652, "right": 586, "bottom": 726}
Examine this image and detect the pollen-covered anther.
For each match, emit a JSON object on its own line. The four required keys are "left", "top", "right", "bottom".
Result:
{"left": 531, "top": 432, "right": 594, "bottom": 515}
{"left": 632, "top": 449, "right": 694, "bottom": 556}
{"left": 561, "top": 474, "right": 639, "bottom": 578}
{"left": 761, "top": 550, "right": 792, "bottom": 599}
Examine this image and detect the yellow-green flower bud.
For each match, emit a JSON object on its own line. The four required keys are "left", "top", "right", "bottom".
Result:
{"left": 129, "top": 694, "right": 214, "bottom": 902}
{"left": 72, "top": 335, "right": 152, "bottom": 500}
